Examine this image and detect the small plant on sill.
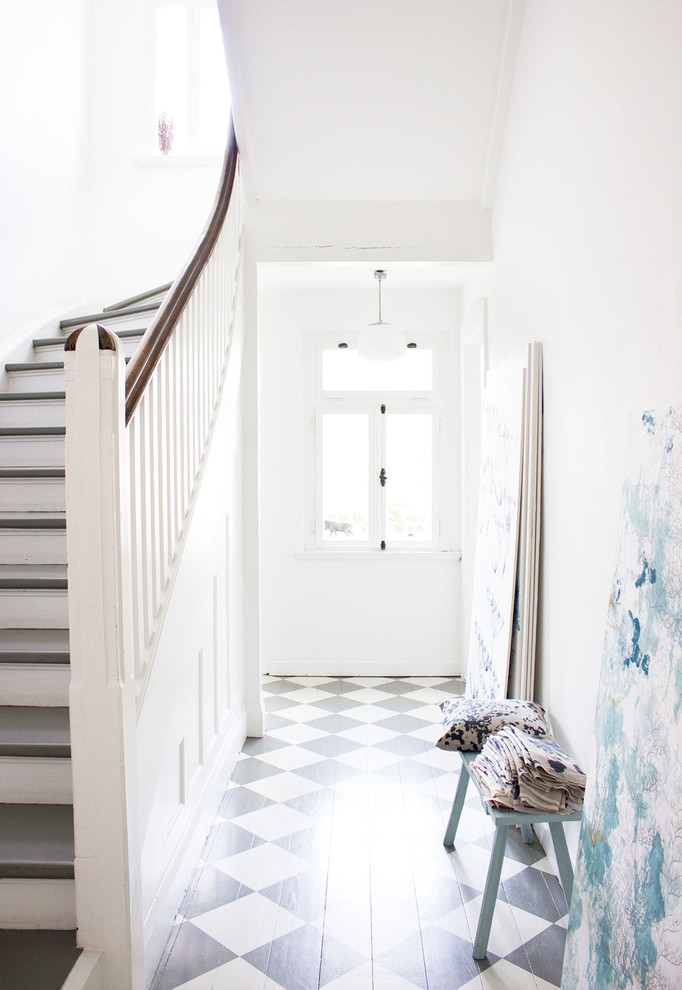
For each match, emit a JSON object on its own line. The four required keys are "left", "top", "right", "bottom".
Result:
{"left": 158, "top": 113, "right": 175, "bottom": 155}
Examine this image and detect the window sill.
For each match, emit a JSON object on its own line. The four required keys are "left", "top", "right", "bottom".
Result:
{"left": 134, "top": 154, "right": 222, "bottom": 168}
{"left": 295, "top": 550, "right": 461, "bottom": 562}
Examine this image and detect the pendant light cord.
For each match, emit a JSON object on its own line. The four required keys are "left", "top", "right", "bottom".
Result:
{"left": 374, "top": 269, "right": 386, "bottom": 324}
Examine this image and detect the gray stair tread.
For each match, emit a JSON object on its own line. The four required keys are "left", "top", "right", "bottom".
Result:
{"left": 60, "top": 302, "right": 159, "bottom": 329}
{"left": 0, "top": 565, "right": 67, "bottom": 589}
{"left": 5, "top": 362, "right": 64, "bottom": 372}
{"left": 104, "top": 282, "right": 171, "bottom": 311}
{"left": 0, "top": 513, "right": 65, "bottom": 529}
{"left": 0, "top": 804, "right": 74, "bottom": 878}
{"left": 0, "top": 628, "right": 69, "bottom": 664}
{"left": 5, "top": 358, "right": 130, "bottom": 372}
{"left": 0, "top": 706, "right": 70, "bottom": 757}
{"left": 0, "top": 392, "right": 65, "bottom": 402}
{"left": 34, "top": 327, "right": 146, "bottom": 347}
{"left": 0, "top": 930, "right": 81, "bottom": 990}
{"left": 0, "top": 468, "right": 65, "bottom": 478}
{"left": 0, "top": 426, "right": 65, "bottom": 436}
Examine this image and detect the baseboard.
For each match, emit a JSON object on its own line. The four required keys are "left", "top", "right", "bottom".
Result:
{"left": 246, "top": 702, "right": 265, "bottom": 738}
{"left": 143, "top": 704, "right": 247, "bottom": 987}
{"left": 267, "top": 659, "right": 461, "bottom": 678}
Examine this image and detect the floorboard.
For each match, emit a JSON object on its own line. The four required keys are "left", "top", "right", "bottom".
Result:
{"left": 151, "top": 676, "right": 568, "bottom": 990}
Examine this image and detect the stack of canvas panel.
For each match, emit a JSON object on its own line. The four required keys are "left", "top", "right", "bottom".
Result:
{"left": 465, "top": 356, "right": 525, "bottom": 700}
{"left": 466, "top": 342, "right": 543, "bottom": 702}
{"left": 508, "top": 342, "right": 543, "bottom": 700}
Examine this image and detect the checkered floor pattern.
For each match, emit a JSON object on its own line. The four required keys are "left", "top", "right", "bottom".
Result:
{"left": 151, "top": 677, "right": 570, "bottom": 990}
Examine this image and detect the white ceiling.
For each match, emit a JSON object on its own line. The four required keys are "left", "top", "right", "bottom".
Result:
{"left": 220, "top": 0, "right": 522, "bottom": 205}
{"left": 258, "top": 261, "right": 485, "bottom": 291}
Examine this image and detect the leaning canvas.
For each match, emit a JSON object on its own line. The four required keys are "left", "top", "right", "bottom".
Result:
{"left": 466, "top": 358, "right": 524, "bottom": 700}
{"left": 562, "top": 407, "right": 682, "bottom": 990}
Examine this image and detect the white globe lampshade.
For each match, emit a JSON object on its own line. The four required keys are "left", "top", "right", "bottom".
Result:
{"left": 356, "top": 321, "right": 405, "bottom": 363}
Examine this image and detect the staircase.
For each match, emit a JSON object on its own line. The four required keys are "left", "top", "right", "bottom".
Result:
{"left": 0, "top": 284, "right": 170, "bottom": 989}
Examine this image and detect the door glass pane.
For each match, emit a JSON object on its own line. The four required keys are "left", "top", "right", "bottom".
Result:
{"left": 323, "top": 348, "right": 432, "bottom": 392}
{"left": 386, "top": 414, "right": 432, "bottom": 541}
{"left": 322, "top": 414, "right": 369, "bottom": 541}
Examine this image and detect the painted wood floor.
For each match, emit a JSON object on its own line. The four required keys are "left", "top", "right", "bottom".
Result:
{"left": 151, "top": 676, "right": 570, "bottom": 990}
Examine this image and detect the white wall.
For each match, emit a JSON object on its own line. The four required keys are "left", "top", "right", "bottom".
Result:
{"left": 0, "top": 0, "right": 225, "bottom": 350}
{"left": 81, "top": 0, "right": 224, "bottom": 305}
{"left": 487, "top": 0, "right": 682, "bottom": 781}
{"left": 258, "top": 278, "right": 462, "bottom": 676}
{"left": 0, "top": 0, "right": 88, "bottom": 345}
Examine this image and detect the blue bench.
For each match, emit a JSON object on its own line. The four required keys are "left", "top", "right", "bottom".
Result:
{"left": 443, "top": 751, "right": 582, "bottom": 959}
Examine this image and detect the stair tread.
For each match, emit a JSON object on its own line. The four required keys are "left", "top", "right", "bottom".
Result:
{"left": 0, "top": 513, "right": 65, "bottom": 528}
{"left": 0, "top": 657, "right": 70, "bottom": 667}
{"left": 0, "top": 706, "right": 70, "bottom": 757}
{"left": 60, "top": 301, "right": 159, "bottom": 329}
{"left": 0, "top": 564, "right": 67, "bottom": 589}
{"left": 0, "top": 930, "right": 81, "bottom": 990}
{"left": 0, "top": 468, "right": 65, "bottom": 478}
{"left": 5, "top": 358, "right": 131, "bottom": 373}
{"left": 0, "top": 629, "right": 69, "bottom": 664}
{"left": 104, "top": 281, "right": 171, "bottom": 312}
{"left": 34, "top": 327, "right": 147, "bottom": 348}
{"left": 0, "top": 392, "right": 65, "bottom": 402}
{"left": 0, "top": 804, "right": 74, "bottom": 878}
{"left": 0, "top": 426, "right": 65, "bottom": 436}
{"left": 5, "top": 362, "right": 65, "bottom": 372}
{"left": 0, "top": 628, "right": 69, "bottom": 648}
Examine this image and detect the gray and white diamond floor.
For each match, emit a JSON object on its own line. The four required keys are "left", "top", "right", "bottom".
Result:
{"left": 151, "top": 677, "right": 569, "bottom": 990}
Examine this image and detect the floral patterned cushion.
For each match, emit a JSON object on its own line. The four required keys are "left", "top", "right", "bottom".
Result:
{"left": 436, "top": 698, "right": 551, "bottom": 752}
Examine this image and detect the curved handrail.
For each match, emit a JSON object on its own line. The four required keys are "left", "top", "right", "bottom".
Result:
{"left": 125, "top": 119, "right": 239, "bottom": 423}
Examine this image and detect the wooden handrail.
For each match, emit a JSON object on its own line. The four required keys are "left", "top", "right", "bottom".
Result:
{"left": 124, "top": 119, "right": 239, "bottom": 423}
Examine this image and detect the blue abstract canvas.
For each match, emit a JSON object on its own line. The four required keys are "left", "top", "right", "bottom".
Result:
{"left": 562, "top": 408, "right": 682, "bottom": 989}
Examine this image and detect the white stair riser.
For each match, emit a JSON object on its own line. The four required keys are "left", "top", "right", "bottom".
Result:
{"left": 0, "top": 436, "right": 64, "bottom": 467}
{"left": 0, "top": 529, "right": 66, "bottom": 565}
{"left": 0, "top": 756, "right": 73, "bottom": 803}
{"left": 0, "top": 662, "right": 70, "bottom": 706}
{"left": 7, "top": 370, "right": 66, "bottom": 393}
{"left": 0, "top": 478, "right": 65, "bottom": 512}
{"left": 36, "top": 332, "right": 142, "bottom": 361}
{"left": 0, "top": 401, "right": 65, "bottom": 428}
{"left": 0, "top": 878, "right": 76, "bottom": 928}
{"left": 0, "top": 590, "right": 69, "bottom": 629}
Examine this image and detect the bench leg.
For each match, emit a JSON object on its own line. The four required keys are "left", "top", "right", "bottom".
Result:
{"left": 549, "top": 822, "right": 574, "bottom": 907}
{"left": 473, "top": 824, "right": 508, "bottom": 959}
{"left": 443, "top": 764, "right": 470, "bottom": 847}
{"left": 520, "top": 823, "right": 534, "bottom": 845}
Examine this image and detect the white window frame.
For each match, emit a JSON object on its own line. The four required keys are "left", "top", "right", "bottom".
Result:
{"left": 142, "top": 0, "right": 228, "bottom": 160}
{"left": 303, "top": 332, "right": 454, "bottom": 553}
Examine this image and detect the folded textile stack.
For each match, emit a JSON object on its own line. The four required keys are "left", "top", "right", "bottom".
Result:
{"left": 471, "top": 726, "right": 586, "bottom": 815}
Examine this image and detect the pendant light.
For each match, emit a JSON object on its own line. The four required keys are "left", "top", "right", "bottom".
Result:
{"left": 356, "top": 270, "right": 405, "bottom": 363}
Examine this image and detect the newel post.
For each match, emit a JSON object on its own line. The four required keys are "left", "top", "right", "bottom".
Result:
{"left": 64, "top": 324, "right": 144, "bottom": 989}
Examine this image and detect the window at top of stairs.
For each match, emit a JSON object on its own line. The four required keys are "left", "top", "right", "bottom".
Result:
{"left": 147, "top": 0, "right": 231, "bottom": 159}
